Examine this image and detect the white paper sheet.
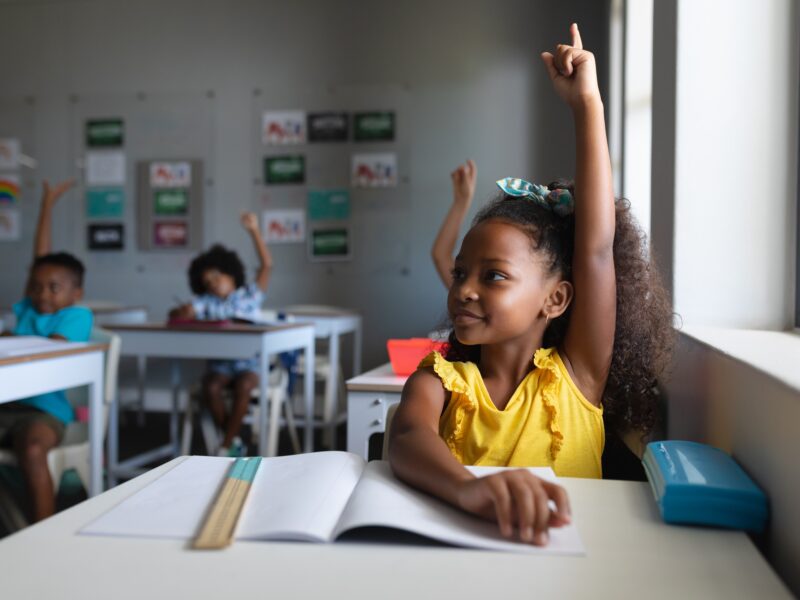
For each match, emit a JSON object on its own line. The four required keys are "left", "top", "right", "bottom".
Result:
{"left": 85, "top": 151, "right": 126, "bottom": 186}
{"left": 0, "top": 208, "right": 21, "bottom": 241}
{"left": 334, "top": 462, "right": 585, "bottom": 555}
{"left": 0, "top": 336, "right": 87, "bottom": 358}
{"left": 81, "top": 453, "right": 366, "bottom": 542}
{"left": 0, "top": 138, "right": 21, "bottom": 170}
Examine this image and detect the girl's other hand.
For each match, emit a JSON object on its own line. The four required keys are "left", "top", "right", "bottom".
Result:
{"left": 240, "top": 212, "right": 259, "bottom": 233}
{"left": 540, "top": 23, "right": 601, "bottom": 109}
{"left": 455, "top": 470, "right": 571, "bottom": 545}
{"left": 450, "top": 159, "right": 477, "bottom": 208}
{"left": 41, "top": 179, "right": 76, "bottom": 207}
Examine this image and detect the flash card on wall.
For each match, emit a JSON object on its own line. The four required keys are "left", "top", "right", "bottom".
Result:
{"left": 88, "top": 223, "right": 124, "bottom": 250}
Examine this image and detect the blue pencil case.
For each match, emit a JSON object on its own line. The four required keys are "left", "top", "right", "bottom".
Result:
{"left": 642, "top": 441, "right": 768, "bottom": 532}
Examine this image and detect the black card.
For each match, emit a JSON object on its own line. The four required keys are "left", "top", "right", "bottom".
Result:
{"left": 88, "top": 223, "right": 124, "bottom": 250}
{"left": 307, "top": 112, "right": 349, "bottom": 142}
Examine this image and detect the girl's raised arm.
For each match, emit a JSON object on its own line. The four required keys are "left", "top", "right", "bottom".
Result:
{"left": 541, "top": 24, "right": 616, "bottom": 405}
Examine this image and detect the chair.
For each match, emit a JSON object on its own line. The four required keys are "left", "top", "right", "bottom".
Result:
{"left": 0, "top": 327, "right": 120, "bottom": 525}
{"left": 275, "top": 305, "right": 350, "bottom": 449}
{"left": 180, "top": 363, "right": 300, "bottom": 458}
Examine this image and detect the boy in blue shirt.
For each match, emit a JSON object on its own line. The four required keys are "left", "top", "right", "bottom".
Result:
{"left": 0, "top": 179, "right": 93, "bottom": 522}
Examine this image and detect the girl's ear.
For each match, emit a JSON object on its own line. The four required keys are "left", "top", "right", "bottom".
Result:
{"left": 543, "top": 279, "right": 573, "bottom": 319}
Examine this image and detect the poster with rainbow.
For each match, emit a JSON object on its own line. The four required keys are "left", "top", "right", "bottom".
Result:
{"left": 0, "top": 174, "right": 21, "bottom": 204}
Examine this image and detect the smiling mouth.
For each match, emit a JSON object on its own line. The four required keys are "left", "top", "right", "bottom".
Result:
{"left": 453, "top": 310, "right": 484, "bottom": 323}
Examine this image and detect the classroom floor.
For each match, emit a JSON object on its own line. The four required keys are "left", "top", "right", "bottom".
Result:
{"left": 0, "top": 410, "right": 348, "bottom": 539}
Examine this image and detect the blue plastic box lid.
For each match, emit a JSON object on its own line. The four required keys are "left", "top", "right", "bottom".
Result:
{"left": 642, "top": 441, "right": 768, "bottom": 532}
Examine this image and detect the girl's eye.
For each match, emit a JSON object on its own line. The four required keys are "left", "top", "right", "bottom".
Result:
{"left": 485, "top": 271, "right": 507, "bottom": 281}
{"left": 451, "top": 267, "right": 465, "bottom": 281}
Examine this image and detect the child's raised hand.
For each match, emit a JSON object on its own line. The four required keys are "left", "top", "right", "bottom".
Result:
{"left": 41, "top": 179, "right": 76, "bottom": 207}
{"left": 240, "top": 212, "right": 259, "bottom": 233}
{"left": 455, "top": 470, "right": 571, "bottom": 545}
{"left": 450, "top": 159, "right": 477, "bottom": 208}
{"left": 540, "top": 23, "right": 601, "bottom": 109}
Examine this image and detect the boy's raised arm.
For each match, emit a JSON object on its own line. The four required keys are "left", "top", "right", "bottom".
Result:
{"left": 33, "top": 179, "right": 75, "bottom": 258}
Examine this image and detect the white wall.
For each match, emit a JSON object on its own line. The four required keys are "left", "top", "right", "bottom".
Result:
{"left": 652, "top": 1, "right": 800, "bottom": 594}
{"left": 665, "top": 333, "right": 800, "bottom": 596}
{"left": 671, "top": 0, "right": 797, "bottom": 328}
{"left": 0, "top": 0, "right": 609, "bottom": 368}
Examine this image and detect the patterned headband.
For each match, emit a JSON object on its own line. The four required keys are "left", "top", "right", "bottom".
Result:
{"left": 495, "top": 177, "right": 574, "bottom": 216}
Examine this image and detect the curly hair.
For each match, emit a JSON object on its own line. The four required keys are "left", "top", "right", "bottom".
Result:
{"left": 188, "top": 244, "right": 246, "bottom": 295}
{"left": 444, "top": 181, "right": 675, "bottom": 436}
{"left": 32, "top": 252, "right": 85, "bottom": 287}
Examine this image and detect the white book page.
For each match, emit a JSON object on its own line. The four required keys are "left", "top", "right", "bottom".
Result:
{"left": 238, "top": 451, "right": 365, "bottom": 542}
{"left": 81, "top": 453, "right": 365, "bottom": 542}
{"left": 332, "top": 462, "right": 585, "bottom": 555}
{"left": 81, "top": 456, "right": 239, "bottom": 539}
{"left": 0, "top": 336, "right": 86, "bottom": 358}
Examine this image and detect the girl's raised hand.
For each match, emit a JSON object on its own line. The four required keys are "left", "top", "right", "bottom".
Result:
{"left": 455, "top": 470, "right": 571, "bottom": 545}
{"left": 240, "top": 211, "right": 259, "bottom": 233}
{"left": 450, "top": 159, "right": 477, "bottom": 208}
{"left": 540, "top": 23, "right": 600, "bottom": 109}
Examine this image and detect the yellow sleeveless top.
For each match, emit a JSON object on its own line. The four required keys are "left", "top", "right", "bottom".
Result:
{"left": 419, "top": 348, "right": 604, "bottom": 479}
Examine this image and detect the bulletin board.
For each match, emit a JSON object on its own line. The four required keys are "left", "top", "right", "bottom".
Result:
{"left": 251, "top": 83, "right": 412, "bottom": 276}
{"left": 0, "top": 96, "right": 36, "bottom": 245}
{"left": 68, "top": 91, "right": 214, "bottom": 257}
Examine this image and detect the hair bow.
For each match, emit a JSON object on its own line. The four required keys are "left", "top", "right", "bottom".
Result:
{"left": 495, "top": 177, "right": 574, "bottom": 216}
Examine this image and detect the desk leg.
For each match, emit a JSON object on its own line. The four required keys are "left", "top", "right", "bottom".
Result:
{"left": 170, "top": 361, "right": 181, "bottom": 457}
{"left": 353, "top": 320, "right": 363, "bottom": 376}
{"left": 107, "top": 388, "right": 119, "bottom": 488}
{"left": 324, "top": 332, "right": 340, "bottom": 448}
{"left": 303, "top": 336, "right": 315, "bottom": 453}
{"left": 258, "top": 349, "right": 269, "bottom": 456}
{"left": 136, "top": 355, "right": 147, "bottom": 427}
{"left": 88, "top": 354, "right": 104, "bottom": 497}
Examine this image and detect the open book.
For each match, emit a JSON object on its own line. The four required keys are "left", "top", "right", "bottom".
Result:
{"left": 81, "top": 452, "right": 584, "bottom": 555}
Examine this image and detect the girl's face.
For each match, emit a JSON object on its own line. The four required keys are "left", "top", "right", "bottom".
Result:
{"left": 447, "top": 219, "right": 564, "bottom": 348}
{"left": 201, "top": 268, "right": 236, "bottom": 299}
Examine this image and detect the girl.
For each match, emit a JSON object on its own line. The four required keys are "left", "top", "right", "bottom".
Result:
{"left": 169, "top": 212, "right": 273, "bottom": 456}
{"left": 389, "top": 25, "right": 673, "bottom": 546}
{"left": 431, "top": 159, "right": 477, "bottom": 287}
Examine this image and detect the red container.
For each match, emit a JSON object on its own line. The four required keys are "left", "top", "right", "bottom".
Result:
{"left": 386, "top": 338, "right": 447, "bottom": 376}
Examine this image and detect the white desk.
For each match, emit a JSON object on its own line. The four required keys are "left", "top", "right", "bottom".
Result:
{"left": 346, "top": 362, "right": 407, "bottom": 459}
{"left": 0, "top": 456, "right": 790, "bottom": 599}
{"left": 281, "top": 307, "right": 362, "bottom": 439}
{"left": 82, "top": 303, "right": 149, "bottom": 326}
{"left": 105, "top": 323, "right": 315, "bottom": 480}
{"left": 0, "top": 341, "right": 107, "bottom": 496}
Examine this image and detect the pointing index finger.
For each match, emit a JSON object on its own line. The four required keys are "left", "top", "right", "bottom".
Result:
{"left": 571, "top": 22, "right": 583, "bottom": 50}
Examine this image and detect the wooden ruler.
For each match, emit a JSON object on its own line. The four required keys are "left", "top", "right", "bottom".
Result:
{"left": 192, "top": 456, "right": 262, "bottom": 550}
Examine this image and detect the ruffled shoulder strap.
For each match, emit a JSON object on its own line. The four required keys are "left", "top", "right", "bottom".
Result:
{"left": 418, "top": 351, "right": 477, "bottom": 406}
{"left": 533, "top": 347, "right": 564, "bottom": 460}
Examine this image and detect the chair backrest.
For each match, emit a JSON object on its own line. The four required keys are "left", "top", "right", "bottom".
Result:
{"left": 381, "top": 403, "right": 400, "bottom": 460}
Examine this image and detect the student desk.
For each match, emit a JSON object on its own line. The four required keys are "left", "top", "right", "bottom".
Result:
{"left": 0, "top": 341, "right": 107, "bottom": 496}
{"left": 105, "top": 323, "right": 315, "bottom": 479}
{"left": 0, "top": 456, "right": 790, "bottom": 599}
{"left": 346, "top": 362, "right": 407, "bottom": 459}
{"left": 86, "top": 304, "right": 148, "bottom": 326}
{"left": 280, "top": 307, "right": 363, "bottom": 436}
